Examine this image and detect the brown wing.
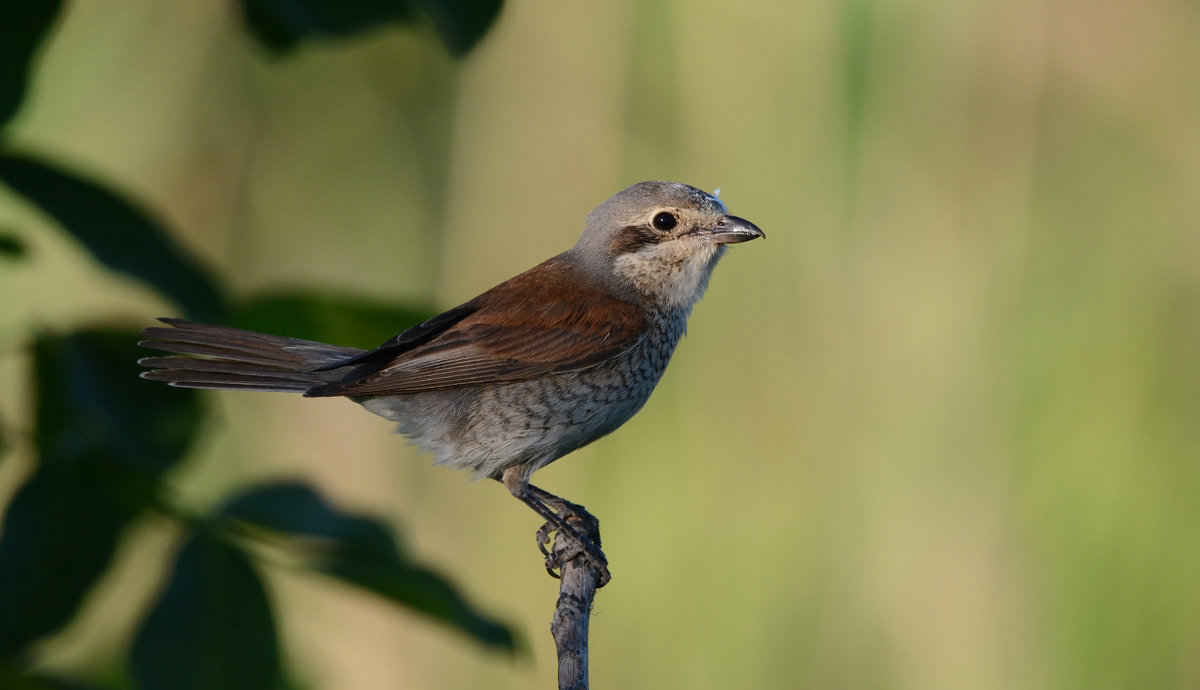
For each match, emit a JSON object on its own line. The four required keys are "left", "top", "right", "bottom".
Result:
{"left": 307, "top": 256, "right": 647, "bottom": 397}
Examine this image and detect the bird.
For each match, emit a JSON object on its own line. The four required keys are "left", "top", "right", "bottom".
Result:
{"left": 139, "top": 181, "right": 763, "bottom": 581}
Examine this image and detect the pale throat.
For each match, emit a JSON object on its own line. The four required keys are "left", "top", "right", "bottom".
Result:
{"left": 613, "top": 241, "right": 727, "bottom": 311}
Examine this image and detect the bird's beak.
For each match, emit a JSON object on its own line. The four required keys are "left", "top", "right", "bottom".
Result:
{"left": 699, "top": 215, "right": 765, "bottom": 245}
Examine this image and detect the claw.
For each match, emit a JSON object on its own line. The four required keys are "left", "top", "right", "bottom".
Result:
{"left": 537, "top": 519, "right": 610, "bottom": 587}
{"left": 519, "top": 483, "right": 612, "bottom": 587}
{"left": 536, "top": 522, "right": 555, "bottom": 557}
{"left": 536, "top": 522, "right": 562, "bottom": 578}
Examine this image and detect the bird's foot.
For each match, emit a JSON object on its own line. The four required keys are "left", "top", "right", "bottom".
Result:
{"left": 524, "top": 485, "right": 611, "bottom": 587}
{"left": 536, "top": 515, "right": 611, "bottom": 587}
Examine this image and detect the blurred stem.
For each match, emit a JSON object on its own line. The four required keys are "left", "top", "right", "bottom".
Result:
{"left": 621, "top": 0, "right": 681, "bottom": 176}
{"left": 839, "top": 0, "right": 874, "bottom": 219}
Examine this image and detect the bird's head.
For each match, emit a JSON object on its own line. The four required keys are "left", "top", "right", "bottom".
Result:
{"left": 570, "top": 181, "right": 764, "bottom": 310}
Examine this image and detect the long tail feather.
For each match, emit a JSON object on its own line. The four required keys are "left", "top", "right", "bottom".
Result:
{"left": 138, "top": 318, "right": 364, "bottom": 393}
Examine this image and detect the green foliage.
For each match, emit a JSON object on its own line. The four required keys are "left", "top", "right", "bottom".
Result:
{"left": 0, "top": 0, "right": 62, "bottom": 127}
{"left": 240, "top": 0, "right": 415, "bottom": 52}
{"left": 0, "top": 462, "right": 140, "bottom": 655}
{"left": 33, "top": 331, "right": 203, "bottom": 477}
{"left": 410, "top": 0, "right": 504, "bottom": 56}
{"left": 131, "top": 535, "right": 282, "bottom": 690}
{"left": 234, "top": 292, "right": 433, "bottom": 350}
{"left": 0, "top": 2, "right": 513, "bottom": 687}
{"left": 0, "top": 331, "right": 202, "bottom": 656}
{"left": 219, "top": 483, "right": 517, "bottom": 650}
{"left": 0, "top": 330, "right": 516, "bottom": 684}
{"left": 238, "top": 0, "right": 502, "bottom": 56}
{"left": 0, "top": 666, "right": 106, "bottom": 690}
{"left": 0, "top": 230, "right": 27, "bottom": 259}
{"left": 0, "top": 153, "right": 228, "bottom": 323}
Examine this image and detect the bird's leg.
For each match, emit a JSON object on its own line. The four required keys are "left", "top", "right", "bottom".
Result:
{"left": 499, "top": 471, "right": 610, "bottom": 586}
{"left": 515, "top": 485, "right": 611, "bottom": 587}
{"left": 526, "top": 484, "right": 600, "bottom": 528}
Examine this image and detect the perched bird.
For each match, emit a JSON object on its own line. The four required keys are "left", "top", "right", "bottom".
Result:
{"left": 139, "top": 181, "right": 763, "bottom": 579}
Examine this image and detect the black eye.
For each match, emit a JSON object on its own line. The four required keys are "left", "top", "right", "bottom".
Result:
{"left": 652, "top": 211, "right": 677, "bottom": 231}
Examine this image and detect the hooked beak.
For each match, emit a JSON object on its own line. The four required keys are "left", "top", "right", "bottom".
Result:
{"left": 698, "top": 215, "right": 765, "bottom": 245}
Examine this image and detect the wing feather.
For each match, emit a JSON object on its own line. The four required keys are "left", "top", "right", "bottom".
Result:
{"left": 308, "top": 257, "right": 646, "bottom": 397}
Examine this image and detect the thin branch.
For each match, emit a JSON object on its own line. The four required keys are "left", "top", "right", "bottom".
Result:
{"left": 546, "top": 511, "right": 605, "bottom": 690}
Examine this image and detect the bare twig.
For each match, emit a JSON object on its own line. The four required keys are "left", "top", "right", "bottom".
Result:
{"left": 543, "top": 510, "right": 605, "bottom": 690}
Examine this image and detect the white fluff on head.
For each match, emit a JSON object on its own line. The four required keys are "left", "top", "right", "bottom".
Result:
{"left": 710, "top": 188, "right": 727, "bottom": 213}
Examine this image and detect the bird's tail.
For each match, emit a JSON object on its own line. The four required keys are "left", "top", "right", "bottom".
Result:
{"left": 138, "top": 318, "right": 364, "bottom": 393}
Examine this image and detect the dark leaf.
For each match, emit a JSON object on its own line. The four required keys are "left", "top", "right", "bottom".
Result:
{"left": 238, "top": 0, "right": 414, "bottom": 53}
{"left": 0, "top": 153, "right": 227, "bottom": 321}
{"left": 219, "top": 481, "right": 517, "bottom": 651}
{"left": 131, "top": 535, "right": 281, "bottom": 690}
{"left": 0, "top": 0, "right": 63, "bottom": 128}
{"left": 414, "top": 0, "right": 503, "bottom": 56}
{"left": 0, "top": 231, "right": 27, "bottom": 259}
{"left": 35, "top": 330, "right": 203, "bottom": 477}
{"left": 0, "top": 664, "right": 109, "bottom": 690}
{"left": 236, "top": 0, "right": 500, "bottom": 56}
{"left": 0, "top": 331, "right": 205, "bottom": 654}
{"left": 233, "top": 291, "right": 433, "bottom": 350}
{"left": 219, "top": 482, "right": 399, "bottom": 556}
{"left": 321, "top": 556, "right": 517, "bottom": 650}
{"left": 0, "top": 466, "right": 138, "bottom": 656}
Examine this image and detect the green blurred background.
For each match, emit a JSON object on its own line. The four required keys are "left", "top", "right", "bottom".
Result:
{"left": 3, "top": 0, "right": 1199, "bottom": 688}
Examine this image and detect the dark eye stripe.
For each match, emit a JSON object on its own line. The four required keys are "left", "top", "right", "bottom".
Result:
{"left": 610, "top": 225, "right": 659, "bottom": 255}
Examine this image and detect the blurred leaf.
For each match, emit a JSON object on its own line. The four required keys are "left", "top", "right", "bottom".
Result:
{"left": 0, "top": 0, "right": 62, "bottom": 128}
{"left": 131, "top": 535, "right": 281, "bottom": 690}
{"left": 0, "top": 231, "right": 27, "bottom": 259}
{"left": 0, "top": 664, "right": 109, "bottom": 690}
{"left": 0, "top": 331, "right": 204, "bottom": 655}
{"left": 0, "top": 466, "right": 139, "bottom": 655}
{"left": 237, "top": 0, "right": 500, "bottom": 56}
{"left": 220, "top": 482, "right": 399, "bottom": 554}
{"left": 220, "top": 482, "right": 517, "bottom": 651}
{"left": 0, "top": 153, "right": 227, "bottom": 321}
{"left": 35, "top": 330, "right": 203, "bottom": 476}
{"left": 413, "top": 0, "right": 502, "bottom": 56}
{"left": 323, "top": 555, "right": 517, "bottom": 651}
{"left": 239, "top": 0, "right": 413, "bottom": 52}
{"left": 233, "top": 291, "right": 433, "bottom": 349}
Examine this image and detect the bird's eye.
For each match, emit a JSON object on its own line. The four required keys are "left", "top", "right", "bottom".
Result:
{"left": 652, "top": 211, "right": 678, "bottom": 231}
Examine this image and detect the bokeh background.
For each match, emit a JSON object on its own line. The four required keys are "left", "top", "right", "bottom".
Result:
{"left": 3, "top": 0, "right": 1200, "bottom": 688}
